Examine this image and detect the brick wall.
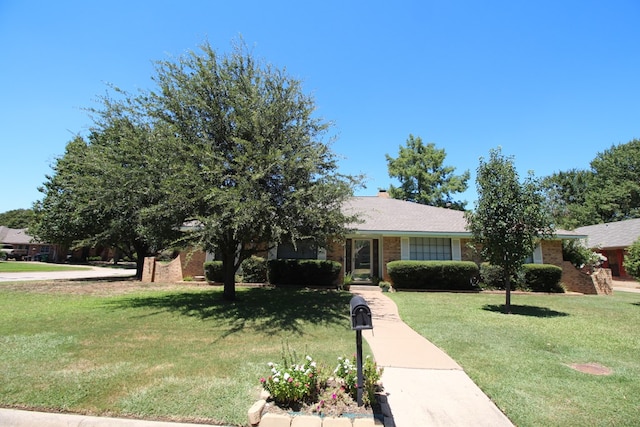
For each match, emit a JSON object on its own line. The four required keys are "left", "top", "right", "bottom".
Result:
{"left": 382, "top": 237, "right": 401, "bottom": 281}
{"left": 326, "top": 240, "right": 345, "bottom": 278}
{"left": 180, "top": 249, "right": 207, "bottom": 278}
{"left": 541, "top": 240, "right": 563, "bottom": 266}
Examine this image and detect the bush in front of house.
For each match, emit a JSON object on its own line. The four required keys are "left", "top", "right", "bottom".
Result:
{"left": 204, "top": 261, "right": 224, "bottom": 283}
{"left": 386, "top": 261, "right": 479, "bottom": 290}
{"left": 241, "top": 256, "right": 268, "bottom": 283}
{"left": 479, "top": 263, "right": 564, "bottom": 292}
{"left": 522, "top": 264, "right": 564, "bottom": 292}
{"left": 267, "top": 259, "right": 341, "bottom": 286}
{"left": 625, "top": 237, "right": 640, "bottom": 281}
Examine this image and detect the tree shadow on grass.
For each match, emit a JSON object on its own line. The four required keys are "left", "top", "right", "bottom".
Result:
{"left": 105, "top": 286, "right": 352, "bottom": 337}
{"left": 482, "top": 304, "right": 570, "bottom": 317}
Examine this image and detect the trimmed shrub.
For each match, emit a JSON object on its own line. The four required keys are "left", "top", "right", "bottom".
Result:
{"left": 480, "top": 263, "right": 564, "bottom": 292}
{"left": 204, "top": 261, "right": 224, "bottom": 283}
{"left": 522, "top": 264, "right": 564, "bottom": 293}
{"left": 623, "top": 237, "right": 640, "bottom": 281}
{"left": 267, "top": 259, "right": 342, "bottom": 286}
{"left": 386, "top": 261, "right": 479, "bottom": 290}
{"left": 241, "top": 256, "right": 267, "bottom": 283}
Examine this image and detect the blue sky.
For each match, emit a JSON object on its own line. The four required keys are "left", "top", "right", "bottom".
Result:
{"left": 1, "top": 0, "right": 639, "bottom": 213}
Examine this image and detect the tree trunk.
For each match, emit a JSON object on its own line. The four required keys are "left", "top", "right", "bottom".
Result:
{"left": 133, "top": 242, "right": 149, "bottom": 280}
{"left": 222, "top": 248, "right": 237, "bottom": 301}
{"left": 504, "top": 272, "right": 512, "bottom": 314}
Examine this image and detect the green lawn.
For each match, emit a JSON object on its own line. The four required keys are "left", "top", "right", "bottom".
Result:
{"left": 0, "top": 261, "right": 90, "bottom": 273}
{"left": 0, "top": 283, "right": 366, "bottom": 426}
{"left": 389, "top": 291, "right": 640, "bottom": 427}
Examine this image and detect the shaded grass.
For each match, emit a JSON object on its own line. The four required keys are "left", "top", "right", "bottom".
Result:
{"left": 0, "top": 284, "right": 366, "bottom": 426}
{"left": 0, "top": 261, "right": 90, "bottom": 273}
{"left": 390, "top": 291, "right": 640, "bottom": 427}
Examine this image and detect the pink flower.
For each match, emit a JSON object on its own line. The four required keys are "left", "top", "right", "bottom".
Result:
{"left": 288, "top": 377, "right": 293, "bottom": 383}
{"left": 260, "top": 377, "right": 265, "bottom": 383}
{"left": 332, "top": 393, "right": 337, "bottom": 400}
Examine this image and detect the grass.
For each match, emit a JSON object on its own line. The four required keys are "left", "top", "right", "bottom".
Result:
{"left": 389, "top": 291, "right": 640, "bottom": 427}
{"left": 0, "top": 261, "right": 90, "bottom": 273}
{"left": 0, "top": 282, "right": 368, "bottom": 426}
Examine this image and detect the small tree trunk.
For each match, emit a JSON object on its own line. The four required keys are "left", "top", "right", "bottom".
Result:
{"left": 504, "top": 273, "right": 512, "bottom": 314}
{"left": 134, "top": 244, "right": 149, "bottom": 280}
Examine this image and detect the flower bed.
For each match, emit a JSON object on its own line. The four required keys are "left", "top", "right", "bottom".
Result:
{"left": 251, "top": 354, "right": 385, "bottom": 424}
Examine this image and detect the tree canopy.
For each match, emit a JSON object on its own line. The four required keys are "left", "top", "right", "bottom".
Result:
{"left": 385, "top": 135, "right": 469, "bottom": 210}
{"left": 33, "top": 40, "right": 361, "bottom": 299}
{"left": 0, "top": 209, "right": 34, "bottom": 229}
{"left": 465, "top": 148, "right": 554, "bottom": 313}
{"left": 542, "top": 138, "right": 640, "bottom": 228}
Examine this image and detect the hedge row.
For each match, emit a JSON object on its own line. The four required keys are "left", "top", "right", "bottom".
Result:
{"left": 480, "top": 263, "right": 564, "bottom": 293}
{"left": 387, "top": 261, "right": 479, "bottom": 290}
{"left": 267, "top": 259, "right": 341, "bottom": 286}
{"left": 204, "top": 258, "right": 341, "bottom": 286}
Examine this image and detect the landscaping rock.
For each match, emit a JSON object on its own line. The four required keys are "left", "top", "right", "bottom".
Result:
{"left": 248, "top": 399, "right": 267, "bottom": 425}
{"left": 291, "top": 415, "right": 322, "bottom": 426}
{"left": 322, "top": 416, "right": 352, "bottom": 427}
{"left": 259, "top": 412, "right": 291, "bottom": 427}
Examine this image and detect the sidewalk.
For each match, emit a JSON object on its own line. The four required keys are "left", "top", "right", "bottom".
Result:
{"left": 351, "top": 286, "right": 514, "bottom": 427}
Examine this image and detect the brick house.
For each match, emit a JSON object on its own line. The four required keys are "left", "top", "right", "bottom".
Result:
{"left": 575, "top": 218, "right": 640, "bottom": 279}
{"left": 172, "top": 191, "right": 586, "bottom": 288}
{"left": 0, "top": 226, "right": 62, "bottom": 261}
{"left": 276, "top": 191, "right": 580, "bottom": 284}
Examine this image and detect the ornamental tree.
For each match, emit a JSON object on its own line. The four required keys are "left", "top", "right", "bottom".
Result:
{"left": 465, "top": 148, "right": 554, "bottom": 313}
{"left": 624, "top": 237, "right": 640, "bottom": 281}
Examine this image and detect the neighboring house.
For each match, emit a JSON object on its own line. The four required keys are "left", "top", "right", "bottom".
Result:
{"left": 0, "top": 226, "right": 61, "bottom": 261}
{"left": 574, "top": 218, "right": 640, "bottom": 279}
{"left": 267, "top": 190, "right": 583, "bottom": 284}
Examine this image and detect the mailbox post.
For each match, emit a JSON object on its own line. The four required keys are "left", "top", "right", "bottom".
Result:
{"left": 350, "top": 295, "right": 373, "bottom": 406}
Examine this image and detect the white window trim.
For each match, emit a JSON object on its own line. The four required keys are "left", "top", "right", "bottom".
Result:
{"left": 533, "top": 243, "right": 543, "bottom": 264}
{"left": 401, "top": 237, "right": 410, "bottom": 260}
{"left": 452, "top": 239, "right": 461, "bottom": 261}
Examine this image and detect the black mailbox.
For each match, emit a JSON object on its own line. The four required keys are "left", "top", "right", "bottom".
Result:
{"left": 350, "top": 295, "right": 373, "bottom": 330}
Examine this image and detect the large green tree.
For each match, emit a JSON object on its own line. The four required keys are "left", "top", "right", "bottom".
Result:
{"left": 386, "top": 135, "right": 469, "bottom": 210}
{"left": 33, "top": 102, "right": 185, "bottom": 278}
{"left": 541, "top": 169, "right": 594, "bottom": 229}
{"left": 0, "top": 209, "right": 34, "bottom": 229}
{"left": 465, "top": 148, "right": 554, "bottom": 313}
{"left": 584, "top": 139, "right": 640, "bottom": 223}
{"left": 148, "top": 41, "right": 361, "bottom": 300}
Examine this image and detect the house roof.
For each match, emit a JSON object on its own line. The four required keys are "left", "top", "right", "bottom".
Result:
{"left": 0, "top": 226, "right": 34, "bottom": 245}
{"left": 344, "top": 195, "right": 582, "bottom": 239}
{"left": 344, "top": 196, "right": 469, "bottom": 236}
{"left": 575, "top": 218, "right": 640, "bottom": 249}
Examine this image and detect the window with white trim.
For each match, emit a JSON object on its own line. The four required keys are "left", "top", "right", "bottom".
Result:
{"left": 409, "top": 237, "right": 452, "bottom": 261}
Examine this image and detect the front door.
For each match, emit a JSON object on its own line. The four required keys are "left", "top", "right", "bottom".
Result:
{"left": 352, "top": 239, "right": 372, "bottom": 282}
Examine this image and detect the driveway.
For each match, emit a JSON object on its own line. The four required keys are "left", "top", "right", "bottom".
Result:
{"left": 0, "top": 265, "right": 137, "bottom": 282}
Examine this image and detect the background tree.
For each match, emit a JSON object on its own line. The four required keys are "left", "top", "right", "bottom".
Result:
{"left": 465, "top": 148, "right": 554, "bottom": 313}
{"left": 0, "top": 209, "right": 34, "bottom": 229}
{"left": 583, "top": 139, "right": 640, "bottom": 223}
{"left": 148, "top": 41, "right": 361, "bottom": 300}
{"left": 540, "top": 169, "right": 594, "bottom": 229}
{"left": 385, "top": 135, "right": 469, "bottom": 210}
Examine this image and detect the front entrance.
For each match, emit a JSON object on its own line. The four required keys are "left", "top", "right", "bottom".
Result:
{"left": 353, "top": 239, "right": 372, "bottom": 282}
{"left": 345, "top": 238, "right": 379, "bottom": 284}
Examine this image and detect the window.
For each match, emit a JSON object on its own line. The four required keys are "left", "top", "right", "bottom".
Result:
{"left": 409, "top": 237, "right": 452, "bottom": 261}
{"left": 277, "top": 240, "right": 318, "bottom": 259}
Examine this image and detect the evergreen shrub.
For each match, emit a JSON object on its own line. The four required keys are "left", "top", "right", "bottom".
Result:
{"left": 386, "top": 261, "right": 479, "bottom": 290}
{"left": 267, "top": 259, "right": 341, "bottom": 286}
{"left": 522, "top": 264, "right": 564, "bottom": 293}
{"left": 204, "top": 261, "right": 224, "bottom": 283}
{"left": 241, "top": 256, "right": 267, "bottom": 283}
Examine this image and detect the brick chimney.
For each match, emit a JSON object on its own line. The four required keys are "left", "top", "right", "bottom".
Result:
{"left": 378, "top": 189, "right": 390, "bottom": 198}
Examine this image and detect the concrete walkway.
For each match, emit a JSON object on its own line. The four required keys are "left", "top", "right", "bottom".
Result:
{"left": 351, "top": 286, "right": 514, "bottom": 427}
